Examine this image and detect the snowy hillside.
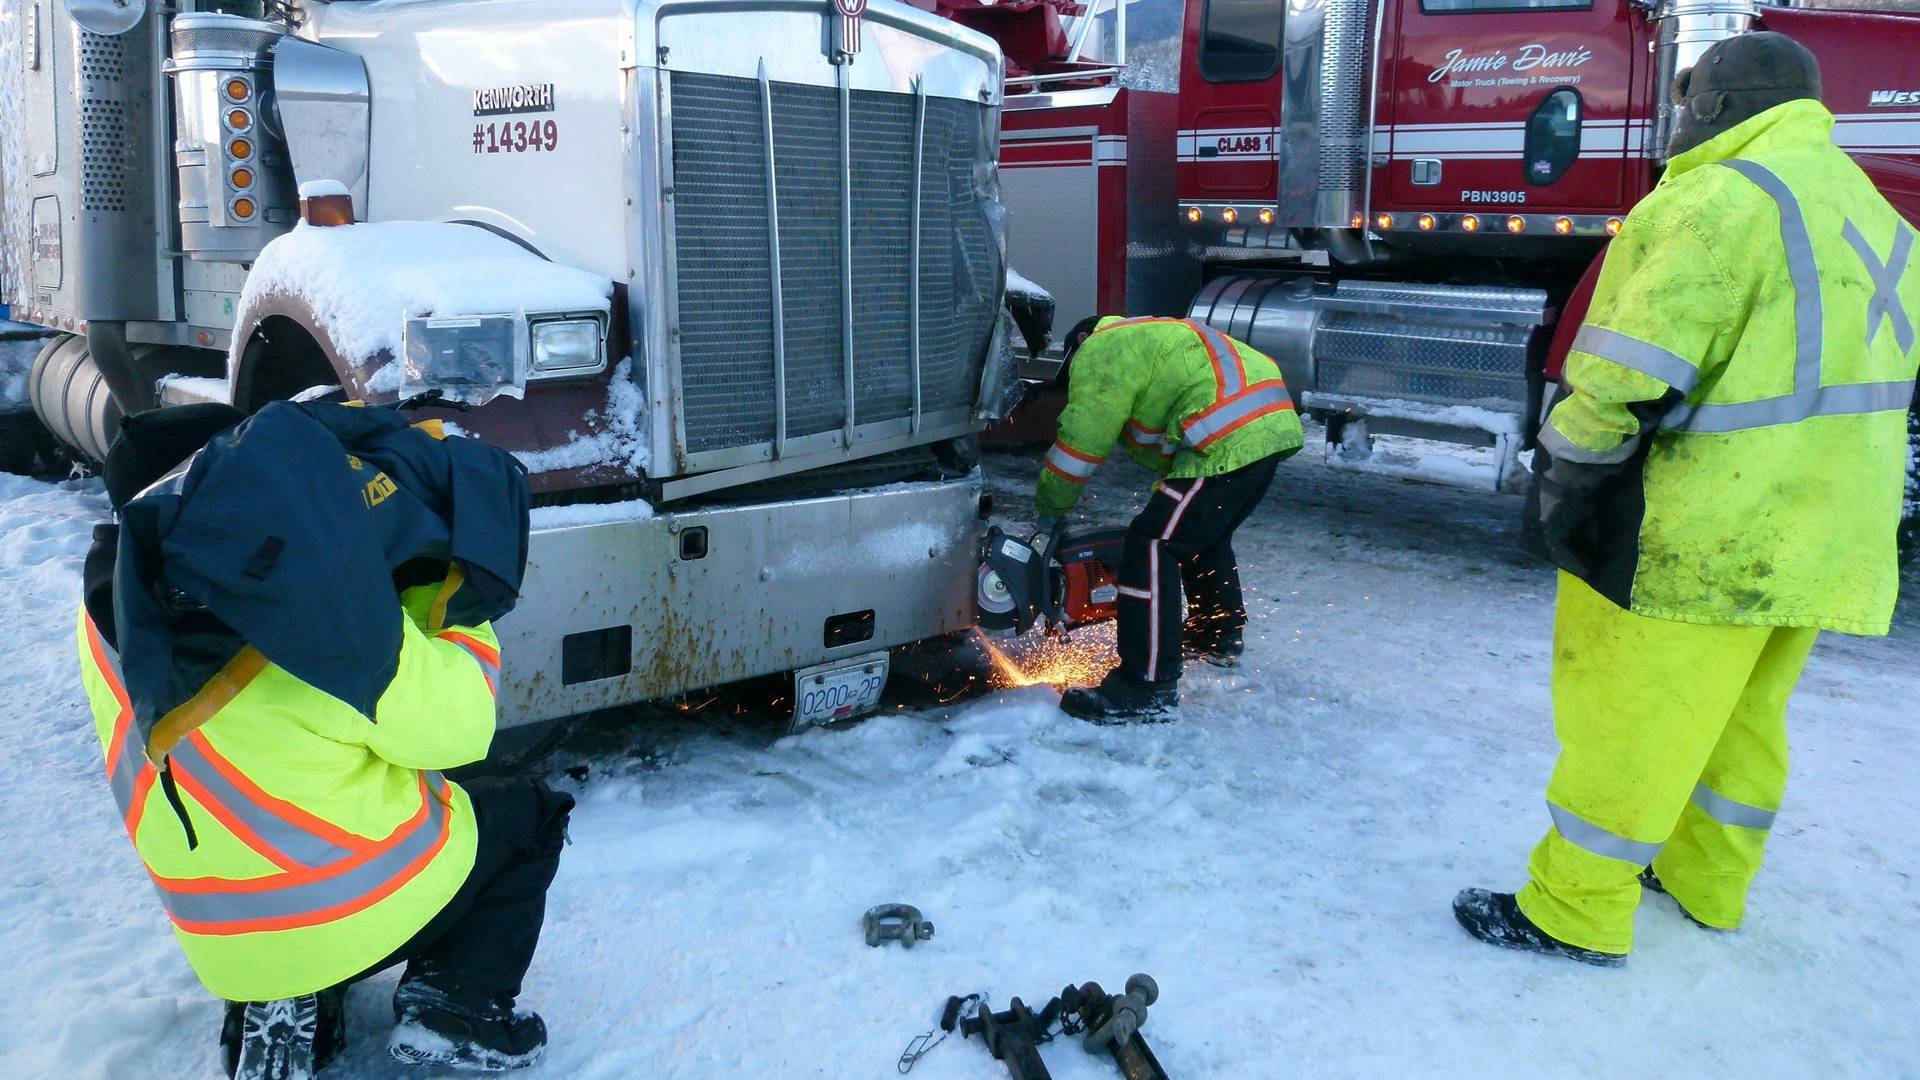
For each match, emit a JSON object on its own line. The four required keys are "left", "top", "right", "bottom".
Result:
{"left": 0, "top": 436, "right": 1915, "bottom": 1078}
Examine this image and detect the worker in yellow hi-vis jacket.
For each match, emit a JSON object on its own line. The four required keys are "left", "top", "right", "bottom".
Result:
{"left": 1455, "top": 33, "right": 1919, "bottom": 966}
{"left": 1036, "top": 315, "right": 1304, "bottom": 723}
{"left": 82, "top": 404, "right": 571, "bottom": 1078}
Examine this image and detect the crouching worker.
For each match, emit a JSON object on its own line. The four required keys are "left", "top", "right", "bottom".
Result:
{"left": 1038, "top": 316, "right": 1303, "bottom": 723}
{"left": 78, "top": 402, "right": 572, "bottom": 1078}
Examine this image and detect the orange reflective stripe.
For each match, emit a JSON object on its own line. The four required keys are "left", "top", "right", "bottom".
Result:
{"left": 85, "top": 615, "right": 157, "bottom": 839}
{"left": 149, "top": 646, "right": 270, "bottom": 760}
{"left": 168, "top": 760, "right": 308, "bottom": 873}
{"left": 435, "top": 630, "right": 501, "bottom": 696}
{"left": 183, "top": 732, "right": 369, "bottom": 854}
{"left": 1181, "top": 380, "right": 1295, "bottom": 449}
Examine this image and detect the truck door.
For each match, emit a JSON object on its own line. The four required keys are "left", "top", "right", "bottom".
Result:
{"left": 1381, "top": 0, "right": 1639, "bottom": 215}
{"left": 1178, "top": 0, "right": 1285, "bottom": 201}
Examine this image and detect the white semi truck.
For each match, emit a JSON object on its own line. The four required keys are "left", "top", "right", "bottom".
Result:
{"left": 0, "top": 0, "right": 1017, "bottom": 738}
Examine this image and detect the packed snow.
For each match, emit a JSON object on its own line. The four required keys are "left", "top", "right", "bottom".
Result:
{"left": 233, "top": 222, "right": 613, "bottom": 372}
{"left": 512, "top": 358, "right": 652, "bottom": 477}
{"left": 0, "top": 432, "right": 1915, "bottom": 1078}
{"left": 1006, "top": 268, "right": 1054, "bottom": 301}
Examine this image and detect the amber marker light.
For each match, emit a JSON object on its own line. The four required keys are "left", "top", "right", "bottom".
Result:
{"left": 1257, "top": 207, "right": 1275, "bottom": 225}
{"left": 1184, "top": 206, "right": 1202, "bottom": 223}
{"left": 227, "top": 108, "right": 251, "bottom": 130}
{"left": 230, "top": 166, "right": 255, "bottom": 188}
{"left": 1461, "top": 214, "right": 1480, "bottom": 232}
{"left": 229, "top": 137, "right": 253, "bottom": 159}
{"left": 1375, "top": 213, "right": 1394, "bottom": 231}
{"left": 225, "top": 79, "right": 250, "bottom": 102}
{"left": 1553, "top": 217, "right": 1575, "bottom": 235}
{"left": 1604, "top": 217, "right": 1624, "bottom": 236}
{"left": 1221, "top": 207, "right": 1238, "bottom": 223}
{"left": 1416, "top": 214, "right": 1436, "bottom": 232}
{"left": 1505, "top": 215, "right": 1526, "bottom": 234}
{"left": 231, "top": 196, "right": 257, "bottom": 220}
{"left": 1350, "top": 212, "right": 1366, "bottom": 229}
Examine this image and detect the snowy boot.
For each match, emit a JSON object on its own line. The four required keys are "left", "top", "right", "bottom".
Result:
{"left": 389, "top": 981, "right": 547, "bottom": 1071}
{"left": 221, "top": 995, "right": 322, "bottom": 1080}
{"left": 1182, "top": 623, "right": 1244, "bottom": 668}
{"left": 1452, "top": 888, "right": 1627, "bottom": 968}
{"left": 1639, "top": 867, "right": 1727, "bottom": 931}
{"left": 1060, "top": 670, "right": 1178, "bottom": 724}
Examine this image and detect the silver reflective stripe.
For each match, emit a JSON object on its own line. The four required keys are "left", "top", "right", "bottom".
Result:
{"left": 1548, "top": 801, "right": 1663, "bottom": 865}
{"left": 1843, "top": 218, "right": 1916, "bottom": 354}
{"left": 1045, "top": 443, "right": 1100, "bottom": 480}
{"left": 108, "top": 711, "right": 148, "bottom": 819}
{"left": 1571, "top": 325, "right": 1701, "bottom": 393}
{"left": 1664, "top": 379, "right": 1914, "bottom": 433}
{"left": 1190, "top": 321, "right": 1245, "bottom": 397}
{"left": 1691, "top": 782, "right": 1776, "bottom": 830}
{"left": 440, "top": 636, "right": 501, "bottom": 689}
{"left": 1181, "top": 382, "right": 1292, "bottom": 447}
{"left": 1537, "top": 417, "right": 1641, "bottom": 465}
{"left": 171, "top": 738, "right": 360, "bottom": 867}
{"left": 1125, "top": 421, "right": 1175, "bottom": 458}
{"left": 154, "top": 777, "right": 449, "bottom": 927}
{"left": 1721, "top": 160, "right": 1823, "bottom": 398}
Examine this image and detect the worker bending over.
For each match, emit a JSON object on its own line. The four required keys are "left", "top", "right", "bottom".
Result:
{"left": 1037, "top": 316, "right": 1303, "bottom": 722}
{"left": 1456, "top": 34, "right": 1919, "bottom": 965}
{"left": 80, "top": 403, "right": 571, "bottom": 1077}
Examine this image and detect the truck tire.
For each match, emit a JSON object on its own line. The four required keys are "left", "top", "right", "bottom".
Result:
{"left": 0, "top": 410, "right": 44, "bottom": 475}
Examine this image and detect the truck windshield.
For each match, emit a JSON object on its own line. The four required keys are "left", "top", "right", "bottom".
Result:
{"left": 1199, "top": 0, "right": 1284, "bottom": 83}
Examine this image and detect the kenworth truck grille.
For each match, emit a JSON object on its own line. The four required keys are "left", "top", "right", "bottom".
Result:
{"left": 669, "top": 72, "right": 1001, "bottom": 460}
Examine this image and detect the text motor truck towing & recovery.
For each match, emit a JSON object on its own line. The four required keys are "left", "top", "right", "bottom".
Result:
{"left": 0, "top": 0, "right": 1051, "bottom": 737}
{"left": 967, "top": 0, "right": 1918, "bottom": 537}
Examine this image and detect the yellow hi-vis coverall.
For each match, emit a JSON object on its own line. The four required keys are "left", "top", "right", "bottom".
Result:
{"left": 77, "top": 582, "right": 500, "bottom": 1001}
{"left": 1521, "top": 100, "right": 1919, "bottom": 954}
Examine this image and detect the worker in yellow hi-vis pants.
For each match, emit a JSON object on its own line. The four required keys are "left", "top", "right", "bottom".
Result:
{"left": 1454, "top": 32, "right": 1918, "bottom": 966}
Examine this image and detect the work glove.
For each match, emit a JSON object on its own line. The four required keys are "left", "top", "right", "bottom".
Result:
{"left": 1535, "top": 458, "right": 1605, "bottom": 580}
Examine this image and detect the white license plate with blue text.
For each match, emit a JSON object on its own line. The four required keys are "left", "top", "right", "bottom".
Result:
{"left": 792, "top": 651, "right": 889, "bottom": 731}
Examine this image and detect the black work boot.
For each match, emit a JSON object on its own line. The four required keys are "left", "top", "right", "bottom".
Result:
{"left": 1060, "top": 670, "right": 1179, "bottom": 724}
{"left": 1182, "top": 623, "right": 1245, "bottom": 668}
{"left": 222, "top": 995, "right": 321, "bottom": 1080}
{"left": 389, "top": 981, "right": 547, "bottom": 1071}
{"left": 1452, "top": 888, "right": 1627, "bottom": 968}
{"left": 1639, "top": 867, "right": 1727, "bottom": 931}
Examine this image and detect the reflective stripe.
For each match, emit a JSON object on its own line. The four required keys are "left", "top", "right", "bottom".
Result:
{"left": 1537, "top": 419, "right": 1640, "bottom": 466}
{"left": 1571, "top": 325, "right": 1701, "bottom": 393}
{"left": 1548, "top": 801, "right": 1663, "bottom": 865}
{"left": 149, "top": 646, "right": 270, "bottom": 761}
{"left": 82, "top": 615, "right": 454, "bottom": 936}
{"left": 1721, "top": 160, "right": 1823, "bottom": 399}
{"left": 170, "top": 735, "right": 364, "bottom": 867}
{"left": 1115, "top": 585, "right": 1151, "bottom": 600}
{"left": 1659, "top": 160, "right": 1918, "bottom": 434}
{"left": 1843, "top": 218, "right": 1916, "bottom": 353}
{"left": 1124, "top": 420, "right": 1174, "bottom": 458}
{"left": 1181, "top": 381, "right": 1295, "bottom": 448}
{"left": 1044, "top": 441, "right": 1101, "bottom": 483}
{"left": 154, "top": 774, "right": 453, "bottom": 936}
{"left": 1664, "top": 379, "right": 1915, "bottom": 433}
{"left": 1191, "top": 321, "right": 1246, "bottom": 398}
{"left": 436, "top": 630, "right": 501, "bottom": 696}
{"left": 1690, "top": 782, "right": 1776, "bottom": 830}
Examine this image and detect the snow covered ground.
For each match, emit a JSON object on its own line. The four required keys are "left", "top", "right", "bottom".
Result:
{"left": 1, "top": 434, "right": 1916, "bottom": 1079}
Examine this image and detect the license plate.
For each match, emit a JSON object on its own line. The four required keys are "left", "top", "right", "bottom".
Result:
{"left": 791, "top": 651, "right": 890, "bottom": 732}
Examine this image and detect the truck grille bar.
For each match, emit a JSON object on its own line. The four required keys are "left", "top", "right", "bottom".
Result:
{"left": 668, "top": 70, "right": 1000, "bottom": 466}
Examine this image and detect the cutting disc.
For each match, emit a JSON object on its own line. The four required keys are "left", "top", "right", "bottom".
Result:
{"left": 976, "top": 564, "right": 1018, "bottom": 630}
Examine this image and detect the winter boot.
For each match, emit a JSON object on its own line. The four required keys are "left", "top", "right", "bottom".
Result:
{"left": 1060, "top": 670, "right": 1178, "bottom": 724}
{"left": 389, "top": 981, "right": 547, "bottom": 1071}
{"left": 221, "top": 995, "right": 321, "bottom": 1080}
{"left": 1639, "top": 867, "right": 1727, "bottom": 931}
{"left": 1452, "top": 888, "right": 1627, "bottom": 968}
{"left": 1182, "top": 623, "right": 1244, "bottom": 668}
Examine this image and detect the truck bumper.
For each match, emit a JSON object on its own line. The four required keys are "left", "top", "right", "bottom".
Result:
{"left": 493, "top": 475, "right": 984, "bottom": 728}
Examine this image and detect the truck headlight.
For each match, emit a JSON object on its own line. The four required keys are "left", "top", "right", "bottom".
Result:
{"left": 529, "top": 317, "right": 606, "bottom": 378}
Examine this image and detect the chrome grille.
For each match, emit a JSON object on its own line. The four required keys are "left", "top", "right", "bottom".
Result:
{"left": 670, "top": 72, "right": 1000, "bottom": 459}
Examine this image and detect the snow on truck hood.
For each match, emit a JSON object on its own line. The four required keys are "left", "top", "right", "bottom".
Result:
{"left": 232, "top": 221, "right": 614, "bottom": 372}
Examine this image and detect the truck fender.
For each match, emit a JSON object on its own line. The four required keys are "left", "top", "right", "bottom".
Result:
{"left": 227, "top": 296, "right": 360, "bottom": 412}
{"left": 1544, "top": 245, "right": 1608, "bottom": 386}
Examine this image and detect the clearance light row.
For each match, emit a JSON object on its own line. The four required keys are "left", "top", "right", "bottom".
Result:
{"left": 1351, "top": 211, "right": 1624, "bottom": 236}
{"left": 222, "top": 76, "right": 260, "bottom": 223}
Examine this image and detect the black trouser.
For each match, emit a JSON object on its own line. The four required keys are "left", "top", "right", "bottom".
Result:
{"left": 1116, "top": 455, "right": 1279, "bottom": 685}
{"left": 348, "top": 776, "right": 574, "bottom": 1006}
